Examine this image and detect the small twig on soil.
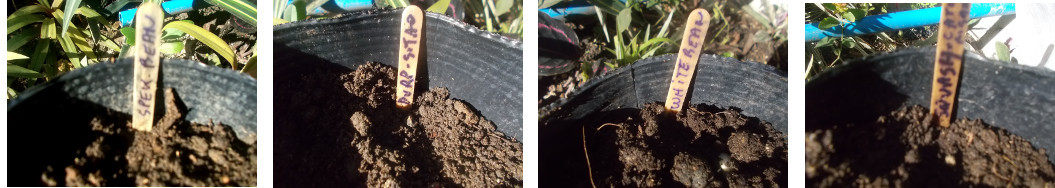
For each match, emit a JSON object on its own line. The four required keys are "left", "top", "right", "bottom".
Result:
{"left": 597, "top": 123, "right": 622, "bottom": 131}
{"left": 583, "top": 126, "right": 598, "bottom": 188}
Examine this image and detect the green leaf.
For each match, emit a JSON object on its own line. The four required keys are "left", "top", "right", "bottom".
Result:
{"left": 847, "top": 9, "right": 866, "bottom": 22}
{"left": 283, "top": 0, "right": 307, "bottom": 21}
{"left": 60, "top": 0, "right": 82, "bottom": 37}
{"left": 274, "top": 18, "right": 289, "bottom": 25}
{"left": 163, "top": 21, "right": 237, "bottom": 65}
{"left": 57, "top": 30, "right": 82, "bottom": 68}
{"left": 616, "top": 8, "right": 632, "bottom": 34}
{"left": 822, "top": 3, "right": 838, "bottom": 12}
{"left": 841, "top": 11, "right": 856, "bottom": 23}
{"left": 240, "top": 54, "right": 256, "bottom": 77}
{"left": 8, "top": 52, "right": 30, "bottom": 61}
{"left": 816, "top": 37, "right": 834, "bottom": 48}
{"left": 160, "top": 41, "right": 184, "bottom": 54}
{"left": 120, "top": 27, "right": 136, "bottom": 45}
{"left": 995, "top": 42, "right": 1011, "bottom": 62}
{"left": 8, "top": 5, "right": 46, "bottom": 22}
{"left": 203, "top": 0, "right": 257, "bottom": 27}
{"left": 28, "top": 40, "right": 51, "bottom": 72}
{"left": 41, "top": 18, "right": 57, "bottom": 40}
{"left": 492, "top": 0, "right": 512, "bottom": 16}
{"left": 426, "top": 0, "right": 452, "bottom": 14}
{"left": 841, "top": 38, "right": 856, "bottom": 49}
{"left": 8, "top": 63, "right": 44, "bottom": 78}
{"left": 8, "top": 28, "right": 40, "bottom": 50}
{"left": 819, "top": 17, "right": 839, "bottom": 30}
{"left": 65, "top": 25, "right": 99, "bottom": 63}
{"left": 8, "top": 14, "right": 46, "bottom": 34}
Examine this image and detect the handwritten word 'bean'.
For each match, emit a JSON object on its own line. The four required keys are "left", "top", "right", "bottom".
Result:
{"left": 929, "top": 3, "right": 970, "bottom": 127}
{"left": 132, "top": 3, "right": 163, "bottom": 131}
{"left": 664, "top": 9, "right": 711, "bottom": 112}
{"left": 396, "top": 6, "right": 423, "bottom": 109}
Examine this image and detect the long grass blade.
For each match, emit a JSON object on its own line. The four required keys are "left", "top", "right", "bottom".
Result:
{"left": 60, "top": 0, "right": 82, "bottom": 37}
{"left": 8, "top": 14, "right": 45, "bottom": 34}
{"left": 8, "top": 63, "right": 44, "bottom": 78}
{"left": 162, "top": 21, "right": 237, "bottom": 66}
{"left": 204, "top": 0, "right": 257, "bottom": 26}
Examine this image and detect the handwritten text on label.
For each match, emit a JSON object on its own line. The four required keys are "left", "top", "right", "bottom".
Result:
{"left": 396, "top": 6, "right": 423, "bottom": 109}
{"left": 132, "top": 3, "right": 163, "bottom": 131}
{"left": 664, "top": 9, "right": 711, "bottom": 112}
{"left": 930, "top": 3, "right": 970, "bottom": 127}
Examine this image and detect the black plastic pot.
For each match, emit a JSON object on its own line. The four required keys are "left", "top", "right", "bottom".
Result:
{"left": 7, "top": 58, "right": 257, "bottom": 185}
{"left": 806, "top": 47, "right": 1055, "bottom": 163}
{"left": 541, "top": 54, "right": 789, "bottom": 133}
{"left": 8, "top": 58, "right": 257, "bottom": 140}
{"left": 274, "top": 9, "right": 523, "bottom": 141}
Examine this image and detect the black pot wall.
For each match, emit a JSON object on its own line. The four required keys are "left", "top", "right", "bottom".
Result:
{"left": 807, "top": 47, "right": 1055, "bottom": 163}
{"left": 8, "top": 58, "right": 258, "bottom": 143}
{"left": 274, "top": 9, "right": 524, "bottom": 141}
{"left": 541, "top": 54, "right": 789, "bottom": 133}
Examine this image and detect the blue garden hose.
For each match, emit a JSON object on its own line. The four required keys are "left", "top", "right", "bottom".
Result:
{"left": 539, "top": 0, "right": 594, "bottom": 20}
{"left": 118, "top": 0, "right": 195, "bottom": 26}
{"left": 806, "top": 3, "right": 1015, "bottom": 42}
{"left": 119, "top": 0, "right": 374, "bottom": 26}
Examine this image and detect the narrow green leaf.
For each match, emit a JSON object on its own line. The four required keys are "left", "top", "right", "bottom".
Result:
{"left": 8, "top": 14, "right": 46, "bottom": 34}
{"left": 8, "top": 28, "right": 40, "bottom": 50}
{"left": 163, "top": 21, "right": 237, "bottom": 65}
{"left": 41, "top": 18, "right": 57, "bottom": 39}
{"left": 995, "top": 42, "right": 1011, "bottom": 62}
{"left": 8, "top": 52, "right": 30, "bottom": 61}
{"left": 639, "top": 37, "right": 673, "bottom": 49}
{"left": 274, "top": 18, "right": 289, "bottom": 25}
{"left": 66, "top": 25, "right": 99, "bottom": 62}
{"left": 656, "top": 8, "right": 675, "bottom": 39}
{"left": 57, "top": 31, "right": 82, "bottom": 68}
{"left": 60, "top": 0, "right": 82, "bottom": 37}
{"left": 819, "top": 17, "right": 839, "bottom": 30}
{"left": 616, "top": 9, "right": 632, "bottom": 34}
{"left": 240, "top": 54, "right": 256, "bottom": 77}
{"left": 203, "top": 0, "right": 257, "bottom": 27}
{"left": 28, "top": 40, "right": 51, "bottom": 72}
{"left": 427, "top": 0, "right": 452, "bottom": 14}
{"left": 51, "top": 0, "right": 64, "bottom": 9}
{"left": 8, "top": 63, "right": 44, "bottom": 78}
{"left": 8, "top": 5, "right": 46, "bottom": 21}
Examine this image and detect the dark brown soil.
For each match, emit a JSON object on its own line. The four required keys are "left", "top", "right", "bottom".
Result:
{"left": 806, "top": 105, "right": 1055, "bottom": 187}
{"left": 24, "top": 89, "right": 256, "bottom": 186}
{"left": 275, "top": 62, "right": 523, "bottom": 187}
{"left": 540, "top": 103, "right": 787, "bottom": 187}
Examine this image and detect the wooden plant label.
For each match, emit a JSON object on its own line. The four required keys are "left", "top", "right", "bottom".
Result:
{"left": 132, "top": 3, "right": 164, "bottom": 131}
{"left": 664, "top": 9, "right": 711, "bottom": 112}
{"left": 930, "top": 3, "right": 971, "bottom": 127}
{"left": 396, "top": 5, "right": 423, "bottom": 110}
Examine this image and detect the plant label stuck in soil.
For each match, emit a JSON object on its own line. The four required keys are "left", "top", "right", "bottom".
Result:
{"left": 396, "top": 5, "right": 423, "bottom": 110}
{"left": 665, "top": 9, "right": 711, "bottom": 112}
{"left": 930, "top": 3, "right": 971, "bottom": 127}
{"left": 132, "top": 3, "right": 164, "bottom": 131}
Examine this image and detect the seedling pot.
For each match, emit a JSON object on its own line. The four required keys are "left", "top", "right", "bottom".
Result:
{"left": 274, "top": 9, "right": 523, "bottom": 141}
{"left": 806, "top": 47, "right": 1055, "bottom": 163}
{"left": 7, "top": 58, "right": 257, "bottom": 185}
{"left": 541, "top": 54, "right": 789, "bottom": 132}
